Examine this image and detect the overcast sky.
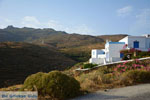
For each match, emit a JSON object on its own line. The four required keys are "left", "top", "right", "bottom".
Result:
{"left": 0, "top": 0, "right": 150, "bottom": 36}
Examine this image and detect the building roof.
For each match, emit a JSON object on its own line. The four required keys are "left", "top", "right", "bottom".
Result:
{"left": 107, "top": 42, "right": 125, "bottom": 44}
{"left": 122, "top": 35, "right": 150, "bottom": 39}
{"left": 119, "top": 35, "right": 150, "bottom": 42}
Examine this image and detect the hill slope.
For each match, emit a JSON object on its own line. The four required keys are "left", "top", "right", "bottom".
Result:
{"left": 34, "top": 33, "right": 104, "bottom": 48}
{"left": 0, "top": 26, "right": 127, "bottom": 62}
{"left": 98, "top": 34, "right": 128, "bottom": 42}
{"left": 0, "top": 26, "right": 106, "bottom": 62}
{"left": 0, "top": 25, "right": 104, "bottom": 47}
{"left": 0, "top": 42, "right": 76, "bottom": 87}
{"left": 0, "top": 25, "right": 67, "bottom": 42}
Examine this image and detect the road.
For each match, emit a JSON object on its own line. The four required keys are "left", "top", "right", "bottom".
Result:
{"left": 72, "top": 84, "right": 150, "bottom": 100}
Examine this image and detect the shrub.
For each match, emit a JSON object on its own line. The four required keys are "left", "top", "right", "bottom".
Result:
{"left": 120, "top": 70, "right": 150, "bottom": 85}
{"left": 76, "top": 67, "right": 114, "bottom": 91}
{"left": 121, "top": 48, "right": 150, "bottom": 60}
{"left": 113, "top": 59, "right": 150, "bottom": 73}
{"left": 76, "top": 71, "right": 103, "bottom": 91}
{"left": 42, "top": 71, "right": 80, "bottom": 99}
{"left": 82, "top": 63, "right": 97, "bottom": 69}
{"left": 21, "top": 72, "right": 45, "bottom": 95}
{"left": 101, "top": 73, "right": 113, "bottom": 84}
{"left": 97, "top": 66, "right": 112, "bottom": 74}
{"left": 22, "top": 71, "right": 80, "bottom": 100}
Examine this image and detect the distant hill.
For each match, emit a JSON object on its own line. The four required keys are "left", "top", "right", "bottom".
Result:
{"left": 34, "top": 33, "right": 104, "bottom": 48}
{"left": 0, "top": 26, "right": 105, "bottom": 62}
{"left": 0, "top": 25, "right": 67, "bottom": 42}
{"left": 0, "top": 42, "right": 76, "bottom": 87}
{"left": 0, "top": 26, "right": 127, "bottom": 62}
{"left": 0, "top": 25, "right": 104, "bottom": 47}
{"left": 98, "top": 34, "right": 128, "bottom": 42}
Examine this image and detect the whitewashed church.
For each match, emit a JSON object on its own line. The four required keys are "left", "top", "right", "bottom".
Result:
{"left": 89, "top": 34, "right": 150, "bottom": 64}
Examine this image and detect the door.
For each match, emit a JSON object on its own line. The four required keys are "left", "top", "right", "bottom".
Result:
{"left": 133, "top": 41, "right": 139, "bottom": 48}
{"left": 120, "top": 53, "right": 124, "bottom": 58}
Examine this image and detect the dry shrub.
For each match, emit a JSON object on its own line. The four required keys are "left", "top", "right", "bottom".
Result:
{"left": 76, "top": 71, "right": 102, "bottom": 91}
{"left": 80, "top": 79, "right": 99, "bottom": 91}
{"left": 22, "top": 71, "right": 80, "bottom": 100}
{"left": 76, "top": 67, "right": 114, "bottom": 91}
{"left": 120, "top": 70, "right": 150, "bottom": 86}
{"left": 97, "top": 66, "right": 113, "bottom": 74}
{"left": 101, "top": 73, "right": 114, "bottom": 84}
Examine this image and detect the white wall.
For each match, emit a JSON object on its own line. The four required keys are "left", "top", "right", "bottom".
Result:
{"left": 146, "top": 38, "right": 150, "bottom": 49}
{"left": 119, "top": 36, "right": 150, "bottom": 51}
{"left": 98, "top": 54, "right": 105, "bottom": 58}
{"left": 109, "top": 43, "right": 125, "bottom": 58}
{"left": 91, "top": 49, "right": 105, "bottom": 58}
{"left": 128, "top": 36, "right": 146, "bottom": 49}
{"left": 89, "top": 58, "right": 105, "bottom": 64}
{"left": 119, "top": 36, "right": 128, "bottom": 44}
{"left": 111, "top": 57, "right": 122, "bottom": 62}
{"left": 106, "top": 43, "right": 125, "bottom": 62}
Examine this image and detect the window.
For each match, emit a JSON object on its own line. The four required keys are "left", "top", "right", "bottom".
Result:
{"left": 93, "top": 51, "right": 95, "bottom": 55}
{"left": 133, "top": 41, "right": 139, "bottom": 48}
{"left": 120, "top": 53, "right": 124, "bottom": 58}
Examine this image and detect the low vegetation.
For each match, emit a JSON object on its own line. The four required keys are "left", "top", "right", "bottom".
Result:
{"left": 121, "top": 48, "right": 150, "bottom": 60}
{"left": 82, "top": 63, "right": 98, "bottom": 69}
{"left": 75, "top": 59, "right": 150, "bottom": 92}
{"left": 22, "top": 71, "right": 80, "bottom": 100}
{"left": 1, "top": 59, "right": 150, "bottom": 100}
{"left": 120, "top": 70, "right": 150, "bottom": 85}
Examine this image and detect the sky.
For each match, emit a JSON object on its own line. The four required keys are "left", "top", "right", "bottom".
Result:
{"left": 0, "top": 0, "right": 150, "bottom": 36}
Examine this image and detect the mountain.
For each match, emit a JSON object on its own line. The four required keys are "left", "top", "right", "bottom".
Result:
{"left": 0, "top": 26, "right": 127, "bottom": 62}
{"left": 0, "top": 25, "right": 67, "bottom": 42}
{"left": 0, "top": 42, "right": 76, "bottom": 87}
{"left": 0, "top": 26, "right": 105, "bottom": 62}
{"left": 0, "top": 26, "right": 104, "bottom": 47}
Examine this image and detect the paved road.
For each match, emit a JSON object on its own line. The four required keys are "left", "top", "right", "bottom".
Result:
{"left": 72, "top": 84, "right": 150, "bottom": 100}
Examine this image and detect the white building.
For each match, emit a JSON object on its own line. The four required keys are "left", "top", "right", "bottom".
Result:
{"left": 89, "top": 34, "right": 150, "bottom": 64}
{"left": 119, "top": 35, "right": 150, "bottom": 51}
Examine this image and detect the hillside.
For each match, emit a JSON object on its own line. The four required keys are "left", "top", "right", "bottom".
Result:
{"left": 0, "top": 26, "right": 127, "bottom": 62}
{"left": 58, "top": 34, "right": 127, "bottom": 62}
{"left": 0, "top": 42, "right": 76, "bottom": 87}
{"left": 98, "top": 34, "right": 128, "bottom": 42}
{"left": 0, "top": 26, "right": 104, "bottom": 46}
{"left": 0, "top": 26, "right": 128, "bottom": 88}
{"left": 34, "top": 33, "right": 104, "bottom": 48}
{"left": 0, "top": 25, "right": 67, "bottom": 42}
{"left": 32, "top": 34, "right": 105, "bottom": 61}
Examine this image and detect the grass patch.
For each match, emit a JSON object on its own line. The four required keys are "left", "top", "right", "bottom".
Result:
{"left": 82, "top": 63, "right": 98, "bottom": 69}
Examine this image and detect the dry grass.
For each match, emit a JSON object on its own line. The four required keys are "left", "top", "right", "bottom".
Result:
{"left": 0, "top": 84, "right": 23, "bottom": 91}
{"left": 75, "top": 66, "right": 116, "bottom": 92}
{"left": 74, "top": 60, "right": 150, "bottom": 92}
